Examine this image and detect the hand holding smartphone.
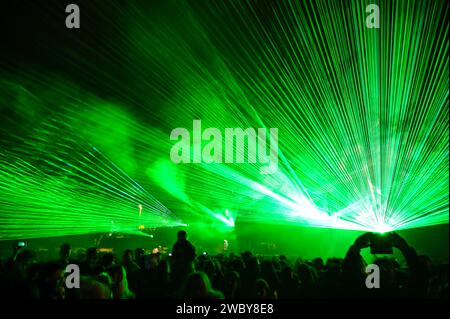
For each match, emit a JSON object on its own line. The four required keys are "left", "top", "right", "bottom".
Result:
{"left": 370, "top": 233, "right": 393, "bottom": 254}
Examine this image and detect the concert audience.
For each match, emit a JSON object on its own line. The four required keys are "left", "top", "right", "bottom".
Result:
{"left": 0, "top": 232, "right": 447, "bottom": 299}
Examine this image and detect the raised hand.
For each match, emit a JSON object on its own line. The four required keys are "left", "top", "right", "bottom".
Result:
{"left": 391, "top": 232, "right": 409, "bottom": 251}
{"left": 353, "top": 232, "right": 373, "bottom": 250}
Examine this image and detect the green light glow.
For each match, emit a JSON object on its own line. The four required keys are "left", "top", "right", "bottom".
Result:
{"left": 0, "top": 0, "right": 448, "bottom": 239}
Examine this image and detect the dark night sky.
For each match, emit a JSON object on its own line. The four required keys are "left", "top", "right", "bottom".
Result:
{"left": 1, "top": 1, "right": 129, "bottom": 99}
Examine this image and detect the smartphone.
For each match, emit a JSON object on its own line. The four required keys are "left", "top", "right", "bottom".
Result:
{"left": 370, "top": 233, "right": 393, "bottom": 254}
{"left": 17, "top": 241, "right": 26, "bottom": 248}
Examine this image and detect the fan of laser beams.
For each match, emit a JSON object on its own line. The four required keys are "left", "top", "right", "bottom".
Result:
{"left": 124, "top": 0, "right": 449, "bottom": 231}
{"left": 0, "top": 0, "right": 447, "bottom": 234}
{"left": 0, "top": 117, "right": 182, "bottom": 240}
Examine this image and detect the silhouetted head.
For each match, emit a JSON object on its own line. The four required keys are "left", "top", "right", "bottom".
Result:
{"left": 224, "top": 271, "right": 240, "bottom": 292}
{"left": 101, "top": 253, "right": 115, "bottom": 268}
{"left": 107, "top": 265, "right": 126, "bottom": 285}
{"left": 135, "top": 248, "right": 145, "bottom": 259}
{"left": 296, "top": 263, "right": 316, "bottom": 287}
{"left": 145, "top": 253, "right": 159, "bottom": 270}
{"left": 246, "top": 256, "right": 260, "bottom": 275}
{"left": 86, "top": 247, "right": 97, "bottom": 261}
{"left": 177, "top": 230, "right": 187, "bottom": 241}
{"left": 281, "top": 266, "right": 294, "bottom": 282}
{"left": 313, "top": 257, "right": 324, "bottom": 270}
{"left": 123, "top": 249, "right": 133, "bottom": 264}
{"left": 182, "top": 271, "right": 212, "bottom": 299}
{"left": 240, "top": 251, "right": 252, "bottom": 260}
{"left": 59, "top": 243, "right": 71, "bottom": 260}
{"left": 230, "top": 258, "right": 245, "bottom": 275}
{"left": 203, "top": 259, "right": 216, "bottom": 276}
{"left": 254, "top": 278, "right": 270, "bottom": 299}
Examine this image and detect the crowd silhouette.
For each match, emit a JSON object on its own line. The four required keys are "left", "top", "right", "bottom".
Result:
{"left": 0, "top": 231, "right": 447, "bottom": 299}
